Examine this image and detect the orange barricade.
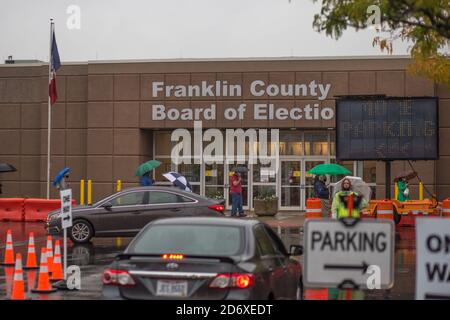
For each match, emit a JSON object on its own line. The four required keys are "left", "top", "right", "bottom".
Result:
{"left": 24, "top": 198, "right": 76, "bottom": 222}
{"left": 0, "top": 198, "right": 25, "bottom": 222}
{"left": 304, "top": 288, "right": 329, "bottom": 300}
{"left": 442, "top": 198, "right": 450, "bottom": 218}
{"left": 306, "top": 198, "right": 322, "bottom": 219}
{"left": 376, "top": 200, "right": 393, "bottom": 220}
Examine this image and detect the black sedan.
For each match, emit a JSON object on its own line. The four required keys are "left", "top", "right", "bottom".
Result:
{"left": 102, "top": 217, "right": 303, "bottom": 300}
{"left": 46, "top": 186, "right": 225, "bottom": 244}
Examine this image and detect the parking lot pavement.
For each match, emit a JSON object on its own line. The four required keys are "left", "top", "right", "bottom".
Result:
{"left": 0, "top": 214, "right": 417, "bottom": 300}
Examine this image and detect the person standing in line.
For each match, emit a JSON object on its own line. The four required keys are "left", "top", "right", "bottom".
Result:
{"left": 140, "top": 171, "right": 154, "bottom": 187}
{"left": 230, "top": 172, "right": 246, "bottom": 217}
{"left": 314, "top": 175, "right": 330, "bottom": 218}
{"left": 397, "top": 177, "right": 410, "bottom": 201}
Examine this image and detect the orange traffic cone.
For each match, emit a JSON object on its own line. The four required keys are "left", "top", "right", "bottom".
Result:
{"left": 31, "top": 248, "right": 56, "bottom": 293}
{"left": 51, "top": 240, "right": 64, "bottom": 282}
{"left": 46, "top": 235, "right": 54, "bottom": 273}
{"left": 24, "top": 232, "right": 38, "bottom": 269}
{"left": 11, "top": 253, "right": 26, "bottom": 300}
{"left": 2, "top": 229, "right": 15, "bottom": 265}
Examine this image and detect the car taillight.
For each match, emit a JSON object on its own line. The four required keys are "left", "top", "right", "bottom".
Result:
{"left": 162, "top": 253, "right": 184, "bottom": 260}
{"left": 102, "top": 269, "right": 136, "bottom": 286}
{"left": 208, "top": 204, "right": 225, "bottom": 213}
{"left": 209, "top": 273, "right": 254, "bottom": 289}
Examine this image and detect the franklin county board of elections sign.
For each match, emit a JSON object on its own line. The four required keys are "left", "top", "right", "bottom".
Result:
{"left": 304, "top": 219, "right": 395, "bottom": 289}
{"left": 60, "top": 189, "right": 73, "bottom": 229}
{"left": 416, "top": 218, "right": 450, "bottom": 300}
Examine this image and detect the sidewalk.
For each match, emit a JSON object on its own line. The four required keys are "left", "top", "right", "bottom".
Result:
{"left": 225, "top": 210, "right": 306, "bottom": 228}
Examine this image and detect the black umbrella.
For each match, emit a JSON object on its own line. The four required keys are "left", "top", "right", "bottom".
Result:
{"left": 0, "top": 163, "right": 17, "bottom": 173}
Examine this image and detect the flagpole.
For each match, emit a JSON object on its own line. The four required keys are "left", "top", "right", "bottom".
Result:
{"left": 46, "top": 19, "right": 53, "bottom": 199}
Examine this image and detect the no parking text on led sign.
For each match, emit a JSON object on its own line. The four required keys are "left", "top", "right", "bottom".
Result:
{"left": 336, "top": 97, "right": 438, "bottom": 161}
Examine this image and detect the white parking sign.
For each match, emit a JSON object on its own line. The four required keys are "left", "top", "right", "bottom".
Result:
{"left": 304, "top": 219, "right": 395, "bottom": 289}
{"left": 416, "top": 218, "right": 450, "bottom": 300}
{"left": 60, "top": 189, "right": 73, "bottom": 229}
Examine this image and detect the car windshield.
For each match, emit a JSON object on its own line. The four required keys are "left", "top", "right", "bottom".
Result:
{"left": 129, "top": 224, "right": 244, "bottom": 256}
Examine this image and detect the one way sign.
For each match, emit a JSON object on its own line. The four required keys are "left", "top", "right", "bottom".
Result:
{"left": 60, "top": 189, "right": 73, "bottom": 229}
{"left": 304, "top": 219, "right": 395, "bottom": 289}
{"left": 416, "top": 218, "right": 450, "bottom": 300}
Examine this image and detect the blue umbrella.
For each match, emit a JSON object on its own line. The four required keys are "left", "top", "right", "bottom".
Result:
{"left": 53, "top": 167, "right": 71, "bottom": 187}
{"left": 163, "top": 172, "right": 192, "bottom": 192}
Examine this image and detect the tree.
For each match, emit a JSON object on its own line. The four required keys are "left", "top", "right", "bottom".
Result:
{"left": 312, "top": 0, "right": 450, "bottom": 88}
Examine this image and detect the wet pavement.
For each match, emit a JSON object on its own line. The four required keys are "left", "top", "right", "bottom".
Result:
{"left": 0, "top": 213, "right": 417, "bottom": 300}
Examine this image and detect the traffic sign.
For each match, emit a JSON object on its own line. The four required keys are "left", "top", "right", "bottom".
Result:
{"left": 416, "top": 218, "right": 450, "bottom": 300}
{"left": 60, "top": 189, "right": 73, "bottom": 229}
{"left": 304, "top": 219, "right": 395, "bottom": 289}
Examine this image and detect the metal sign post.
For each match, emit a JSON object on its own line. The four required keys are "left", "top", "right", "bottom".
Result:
{"left": 416, "top": 218, "right": 450, "bottom": 300}
{"left": 55, "top": 188, "right": 72, "bottom": 289}
{"left": 304, "top": 218, "right": 395, "bottom": 289}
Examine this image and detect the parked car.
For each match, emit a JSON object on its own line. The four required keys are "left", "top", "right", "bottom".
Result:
{"left": 46, "top": 186, "right": 225, "bottom": 243}
{"left": 102, "top": 217, "right": 303, "bottom": 300}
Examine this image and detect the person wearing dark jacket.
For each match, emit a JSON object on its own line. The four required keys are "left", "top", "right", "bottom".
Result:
{"left": 314, "top": 175, "right": 330, "bottom": 217}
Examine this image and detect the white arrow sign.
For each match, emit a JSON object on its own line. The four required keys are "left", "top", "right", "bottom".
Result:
{"left": 304, "top": 219, "right": 395, "bottom": 289}
{"left": 60, "top": 189, "right": 72, "bottom": 229}
{"left": 416, "top": 218, "right": 450, "bottom": 300}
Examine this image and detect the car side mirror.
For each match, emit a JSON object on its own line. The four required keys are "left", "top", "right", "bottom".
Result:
{"left": 289, "top": 245, "right": 303, "bottom": 256}
{"left": 102, "top": 202, "right": 112, "bottom": 211}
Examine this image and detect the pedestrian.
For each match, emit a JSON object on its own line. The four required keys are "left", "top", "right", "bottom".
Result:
{"left": 331, "top": 178, "right": 367, "bottom": 219}
{"left": 314, "top": 175, "right": 330, "bottom": 218}
{"left": 330, "top": 177, "right": 367, "bottom": 300}
{"left": 397, "top": 177, "right": 410, "bottom": 201}
{"left": 230, "top": 172, "right": 246, "bottom": 217}
{"left": 140, "top": 172, "right": 154, "bottom": 186}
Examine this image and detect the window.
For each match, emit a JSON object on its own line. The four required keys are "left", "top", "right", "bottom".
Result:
{"left": 304, "top": 131, "right": 328, "bottom": 156}
{"left": 110, "top": 192, "right": 149, "bottom": 207}
{"left": 254, "top": 225, "right": 277, "bottom": 256}
{"left": 279, "top": 131, "right": 303, "bottom": 155}
{"left": 264, "top": 227, "right": 288, "bottom": 256}
{"left": 131, "top": 225, "right": 244, "bottom": 256}
{"left": 363, "top": 161, "right": 377, "bottom": 183}
{"left": 149, "top": 191, "right": 191, "bottom": 204}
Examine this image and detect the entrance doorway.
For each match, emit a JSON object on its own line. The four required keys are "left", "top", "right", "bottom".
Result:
{"left": 279, "top": 158, "right": 327, "bottom": 210}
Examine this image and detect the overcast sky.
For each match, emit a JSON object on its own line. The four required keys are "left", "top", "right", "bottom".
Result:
{"left": 0, "top": 0, "right": 412, "bottom": 63}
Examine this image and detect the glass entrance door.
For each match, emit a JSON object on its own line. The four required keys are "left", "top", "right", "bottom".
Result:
{"left": 225, "top": 164, "right": 250, "bottom": 211}
{"left": 279, "top": 159, "right": 327, "bottom": 210}
{"left": 280, "top": 161, "right": 302, "bottom": 210}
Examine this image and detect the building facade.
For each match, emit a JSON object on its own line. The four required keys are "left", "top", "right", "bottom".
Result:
{"left": 0, "top": 56, "right": 449, "bottom": 210}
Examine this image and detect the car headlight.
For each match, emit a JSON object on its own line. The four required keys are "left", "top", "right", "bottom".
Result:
{"left": 48, "top": 213, "right": 59, "bottom": 222}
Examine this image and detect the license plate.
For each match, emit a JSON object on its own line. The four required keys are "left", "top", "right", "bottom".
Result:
{"left": 156, "top": 280, "right": 188, "bottom": 297}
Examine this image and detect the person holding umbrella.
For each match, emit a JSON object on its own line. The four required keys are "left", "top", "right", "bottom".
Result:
{"left": 0, "top": 163, "right": 17, "bottom": 195}
{"left": 331, "top": 178, "right": 367, "bottom": 219}
{"left": 230, "top": 167, "right": 246, "bottom": 217}
{"left": 135, "top": 160, "right": 161, "bottom": 186}
{"left": 140, "top": 172, "right": 154, "bottom": 186}
{"left": 314, "top": 175, "right": 330, "bottom": 217}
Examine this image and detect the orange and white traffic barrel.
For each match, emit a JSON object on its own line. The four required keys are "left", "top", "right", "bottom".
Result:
{"left": 376, "top": 200, "right": 394, "bottom": 220}
{"left": 442, "top": 198, "right": 450, "bottom": 218}
{"left": 306, "top": 198, "right": 322, "bottom": 219}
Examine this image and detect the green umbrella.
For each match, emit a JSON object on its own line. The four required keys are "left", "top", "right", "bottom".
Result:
{"left": 307, "top": 163, "right": 351, "bottom": 176}
{"left": 135, "top": 160, "right": 161, "bottom": 177}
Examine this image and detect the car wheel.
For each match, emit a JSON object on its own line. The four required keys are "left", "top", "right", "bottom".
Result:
{"left": 69, "top": 219, "right": 94, "bottom": 244}
{"left": 296, "top": 277, "right": 304, "bottom": 300}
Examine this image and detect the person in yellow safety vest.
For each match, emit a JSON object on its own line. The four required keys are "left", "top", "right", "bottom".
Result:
{"left": 331, "top": 178, "right": 367, "bottom": 219}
